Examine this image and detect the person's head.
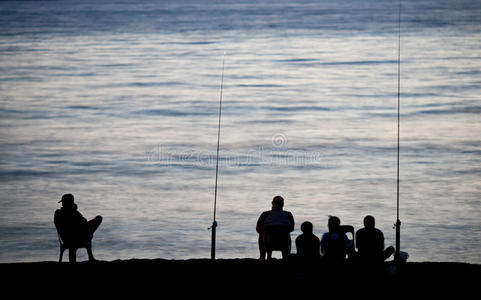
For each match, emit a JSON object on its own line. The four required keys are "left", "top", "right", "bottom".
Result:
{"left": 272, "top": 195, "right": 284, "bottom": 208}
{"left": 327, "top": 215, "right": 340, "bottom": 232}
{"left": 363, "top": 215, "right": 375, "bottom": 229}
{"left": 59, "top": 193, "right": 75, "bottom": 209}
{"left": 301, "top": 221, "right": 313, "bottom": 234}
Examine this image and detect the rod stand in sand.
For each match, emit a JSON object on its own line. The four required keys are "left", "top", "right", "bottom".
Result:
{"left": 394, "top": 219, "right": 401, "bottom": 262}
{"left": 210, "top": 52, "right": 226, "bottom": 261}
{"left": 210, "top": 221, "right": 217, "bottom": 260}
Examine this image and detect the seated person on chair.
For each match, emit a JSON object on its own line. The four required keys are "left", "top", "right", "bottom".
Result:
{"left": 355, "top": 215, "right": 394, "bottom": 263}
{"left": 295, "top": 221, "right": 321, "bottom": 261}
{"left": 320, "top": 216, "right": 350, "bottom": 262}
{"left": 54, "top": 193, "right": 102, "bottom": 262}
{"left": 256, "top": 196, "right": 295, "bottom": 260}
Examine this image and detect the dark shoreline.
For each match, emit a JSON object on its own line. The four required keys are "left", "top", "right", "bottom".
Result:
{"left": 2, "top": 259, "right": 480, "bottom": 295}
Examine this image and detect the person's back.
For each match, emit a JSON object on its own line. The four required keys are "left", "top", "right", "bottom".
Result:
{"left": 321, "top": 231, "right": 348, "bottom": 261}
{"left": 296, "top": 221, "right": 320, "bottom": 260}
{"left": 356, "top": 215, "right": 394, "bottom": 263}
{"left": 54, "top": 196, "right": 89, "bottom": 246}
{"left": 256, "top": 196, "right": 294, "bottom": 260}
{"left": 261, "top": 208, "right": 294, "bottom": 229}
{"left": 356, "top": 227, "right": 384, "bottom": 259}
{"left": 320, "top": 216, "right": 348, "bottom": 262}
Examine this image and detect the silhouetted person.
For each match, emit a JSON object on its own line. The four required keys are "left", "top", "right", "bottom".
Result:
{"left": 54, "top": 193, "right": 102, "bottom": 262}
{"left": 295, "top": 221, "right": 321, "bottom": 261}
{"left": 320, "top": 216, "right": 349, "bottom": 262}
{"left": 256, "top": 196, "right": 295, "bottom": 260}
{"left": 356, "top": 215, "right": 394, "bottom": 264}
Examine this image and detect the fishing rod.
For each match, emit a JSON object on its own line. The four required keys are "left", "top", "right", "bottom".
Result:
{"left": 210, "top": 52, "right": 226, "bottom": 261}
{"left": 394, "top": 1, "right": 402, "bottom": 263}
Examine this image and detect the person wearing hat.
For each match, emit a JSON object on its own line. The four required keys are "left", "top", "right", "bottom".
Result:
{"left": 54, "top": 193, "right": 102, "bottom": 262}
{"left": 256, "top": 195, "right": 295, "bottom": 260}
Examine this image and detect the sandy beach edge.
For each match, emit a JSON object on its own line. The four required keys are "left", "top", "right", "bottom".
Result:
{"left": 1, "top": 258, "right": 479, "bottom": 295}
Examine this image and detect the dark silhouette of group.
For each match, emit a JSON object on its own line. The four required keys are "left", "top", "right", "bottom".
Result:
{"left": 256, "top": 195, "right": 395, "bottom": 264}
{"left": 54, "top": 193, "right": 394, "bottom": 264}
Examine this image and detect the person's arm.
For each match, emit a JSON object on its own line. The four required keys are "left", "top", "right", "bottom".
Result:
{"left": 287, "top": 212, "right": 295, "bottom": 232}
{"left": 256, "top": 211, "right": 268, "bottom": 234}
{"left": 54, "top": 210, "right": 60, "bottom": 228}
{"left": 54, "top": 210, "right": 64, "bottom": 237}
{"left": 75, "top": 211, "right": 88, "bottom": 226}
{"left": 380, "top": 230, "right": 385, "bottom": 250}
{"left": 315, "top": 236, "right": 321, "bottom": 256}
{"left": 295, "top": 235, "right": 301, "bottom": 254}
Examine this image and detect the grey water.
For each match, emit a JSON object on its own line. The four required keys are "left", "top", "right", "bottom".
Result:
{"left": 0, "top": 0, "right": 480, "bottom": 263}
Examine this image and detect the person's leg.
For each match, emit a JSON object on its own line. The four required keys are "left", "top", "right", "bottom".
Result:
{"left": 258, "top": 234, "right": 266, "bottom": 260}
{"left": 383, "top": 246, "right": 395, "bottom": 261}
{"left": 86, "top": 243, "right": 95, "bottom": 261}
{"left": 59, "top": 245, "right": 66, "bottom": 262}
{"left": 281, "top": 233, "right": 292, "bottom": 259}
{"left": 87, "top": 216, "right": 103, "bottom": 235}
{"left": 68, "top": 248, "right": 77, "bottom": 263}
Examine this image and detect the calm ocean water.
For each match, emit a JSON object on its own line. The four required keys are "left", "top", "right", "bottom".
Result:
{"left": 0, "top": 0, "right": 480, "bottom": 263}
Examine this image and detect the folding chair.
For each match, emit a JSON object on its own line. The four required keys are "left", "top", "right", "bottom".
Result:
{"left": 338, "top": 225, "right": 355, "bottom": 259}
{"left": 57, "top": 232, "right": 93, "bottom": 263}
{"left": 264, "top": 226, "right": 291, "bottom": 259}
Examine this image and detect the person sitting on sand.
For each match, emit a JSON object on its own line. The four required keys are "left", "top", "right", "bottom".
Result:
{"left": 355, "top": 215, "right": 395, "bottom": 264}
{"left": 320, "top": 216, "right": 350, "bottom": 262}
{"left": 256, "top": 196, "right": 295, "bottom": 260}
{"left": 54, "top": 193, "right": 102, "bottom": 262}
{"left": 295, "top": 221, "right": 321, "bottom": 261}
